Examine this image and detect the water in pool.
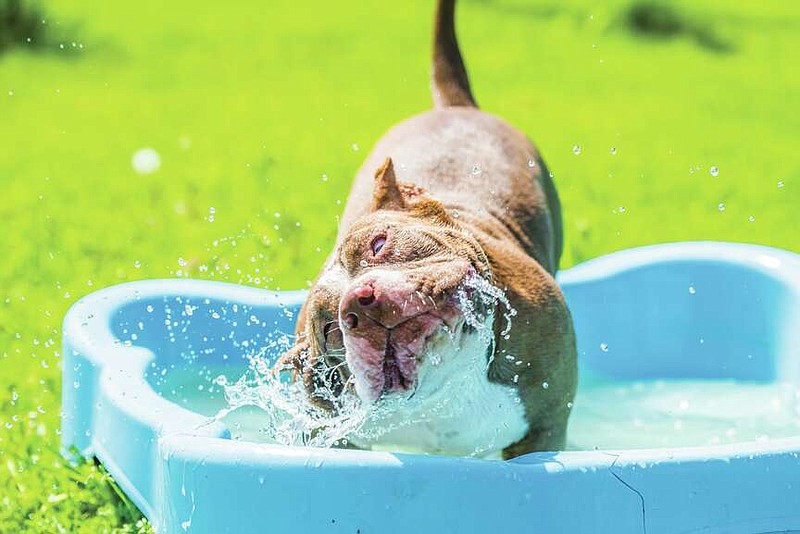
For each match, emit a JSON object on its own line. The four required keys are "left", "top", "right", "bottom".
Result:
{"left": 568, "top": 372, "right": 800, "bottom": 449}
{"left": 150, "top": 362, "right": 800, "bottom": 452}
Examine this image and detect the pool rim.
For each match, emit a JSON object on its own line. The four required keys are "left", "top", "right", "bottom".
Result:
{"left": 60, "top": 240, "right": 800, "bottom": 529}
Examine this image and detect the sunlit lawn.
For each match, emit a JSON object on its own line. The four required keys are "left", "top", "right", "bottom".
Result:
{"left": 1, "top": 0, "right": 797, "bottom": 530}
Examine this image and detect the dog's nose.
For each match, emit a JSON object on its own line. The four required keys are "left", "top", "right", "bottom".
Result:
{"left": 341, "top": 285, "right": 379, "bottom": 330}
{"left": 354, "top": 286, "right": 377, "bottom": 308}
{"left": 343, "top": 312, "right": 359, "bottom": 329}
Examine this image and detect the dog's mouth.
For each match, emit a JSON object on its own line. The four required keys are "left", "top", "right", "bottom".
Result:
{"left": 332, "top": 261, "right": 500, "bottom": 404}
{"left": 342, "top": 292, "right": 477, "bottom": 403}
{"left": 381, "top": 341, "right": 408, "bottom": 394}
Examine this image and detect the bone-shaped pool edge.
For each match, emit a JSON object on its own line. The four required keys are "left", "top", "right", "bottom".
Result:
{"left": 61, "top": 242, "right": 800, "bottom": 534}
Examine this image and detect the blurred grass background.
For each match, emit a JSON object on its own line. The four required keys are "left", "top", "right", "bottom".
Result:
{"left": 0, "top": 0, "right": 797, "bottom": 530}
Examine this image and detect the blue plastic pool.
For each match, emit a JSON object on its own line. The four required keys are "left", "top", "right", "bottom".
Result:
{"left": 61, "top": 242, "right": 800, "bottom": 533}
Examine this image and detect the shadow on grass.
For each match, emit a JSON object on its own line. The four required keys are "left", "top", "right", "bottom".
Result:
{"left": 0, "top": 0, "right": 83, "bottom": 57}
{"left": 466, "top": 0, "right": 734, "bottom": 54}
{"left": 624, "top": 0, "right": 734, "bottom": 53}
{"left": 64, "top": 447, "right": 153, "bottom": 533}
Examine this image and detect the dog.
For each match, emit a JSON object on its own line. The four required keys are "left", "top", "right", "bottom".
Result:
{"left": 278, "top": 0, "right": 576, "bottom": 459}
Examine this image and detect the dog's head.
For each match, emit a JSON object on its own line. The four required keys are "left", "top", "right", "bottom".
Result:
{"left": 282, "top": 158, "right": 494, "bottom": 407}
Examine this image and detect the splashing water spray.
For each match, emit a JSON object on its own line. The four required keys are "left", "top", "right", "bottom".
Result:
{"left": 213, "top": 271, "right": 517, "bottom": 449}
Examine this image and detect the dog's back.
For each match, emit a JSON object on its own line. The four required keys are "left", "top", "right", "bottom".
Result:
{"left": 339, "top": 0, "right": 564, "bottom": 274}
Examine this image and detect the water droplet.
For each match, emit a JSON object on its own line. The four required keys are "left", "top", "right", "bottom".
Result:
{"left": 777, "top": 181, "right": 784, "bottom": 189}
{"left": 527, "top": 159, "right": 536, "bottom": 168}
{"left": 542, "top": 381, "right": 549, "bottom": 389}
{"left": 572, "top": 145, "right": 582, "bottom": 155}
{"left": 748, "top": 215, "right": 756, "bottom": 223}
{"left": 717, "top": 202, "right": 726, "bottom": 212}
{"left": 617, "top": 206, "right": 626, "bottom": 213}
{"left": 471, "top": 164, "right": 482, "bottom": 175}
{"left": 688, "top": 285, "right": 696, "bottom": 294}
{"left": 709, "top": 166, "right": 719, "bottom": 177}
{"left": 321, "top": 173, "right": 329, "bottom": 182}
{"left": 133, "top": 260, "right": 141, "bottom": 269}
{"left": 567, "top": 402, "right": 573, "bottom": 409}
{"left": 351, "top": 143, "right": 360, "bottom": 152}
{"left": 131, "top": 148, "right": 161, "bottom": 175}
{"left": 610, "top": 147, "right": 617, "bottom": 156}
{"left": 359, "top": 259, "right": 369, "bottom": 268}
{"left": 600, "top": 343, "right": 609, "bottom": 352}
{"left": 214, "top": 375, "right": 228, "bottom": 386}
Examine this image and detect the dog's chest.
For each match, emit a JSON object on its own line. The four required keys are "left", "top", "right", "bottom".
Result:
{"left": 349, "top": 332, "right": 529, "bottom": 458}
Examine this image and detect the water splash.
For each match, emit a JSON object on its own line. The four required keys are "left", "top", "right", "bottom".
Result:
{"left": 216, "top": 326, "right": 497, "bottom": 449}
{"left": 454, "top": 271, "right": 517, "bottom": 340}
{"left": 215, "top": 346, "right": 369, "bottom": 448}
{"left": 211, "top": 274, "right": 517, "bottom": 451}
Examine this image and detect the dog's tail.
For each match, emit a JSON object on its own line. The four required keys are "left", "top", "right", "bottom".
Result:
{"left": 432, "top": 0, "right": 477, "bottom": 108}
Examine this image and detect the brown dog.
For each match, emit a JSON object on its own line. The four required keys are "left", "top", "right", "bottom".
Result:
{"left": 279, "top": 0, "right": 576, "bottom": 459}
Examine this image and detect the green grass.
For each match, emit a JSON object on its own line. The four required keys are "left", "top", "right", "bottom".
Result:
{"left": 0, "top": 0, "right": 797, "bottom": 530}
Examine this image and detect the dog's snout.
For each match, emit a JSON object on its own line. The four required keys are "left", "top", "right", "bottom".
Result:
{"left": 340, "top": 278, "right": 432, "bottom": 331}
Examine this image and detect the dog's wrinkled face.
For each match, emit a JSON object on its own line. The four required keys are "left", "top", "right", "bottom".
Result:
{"left": 282, "top": 158, "right": 492, "bottom": 407}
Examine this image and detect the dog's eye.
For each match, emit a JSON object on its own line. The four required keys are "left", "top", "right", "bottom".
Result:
{"left": 323, "top": 321, "right": 344, "bottom": 352}
{"left": 370, "top": 235, "right": 387, "bottom": 256}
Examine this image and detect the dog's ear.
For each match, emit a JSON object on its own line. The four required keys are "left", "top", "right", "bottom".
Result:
{"left": 410, "top": 198, "right": 453, "bottom": 226}
{"left": 372, "top": 158, "right": 455, "bottom": 226}
{"left": 371, "top": 158, "right": 452, "bottom": 225}
{"left": 372, "top": 158, "right": 406, "bottom": 211}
